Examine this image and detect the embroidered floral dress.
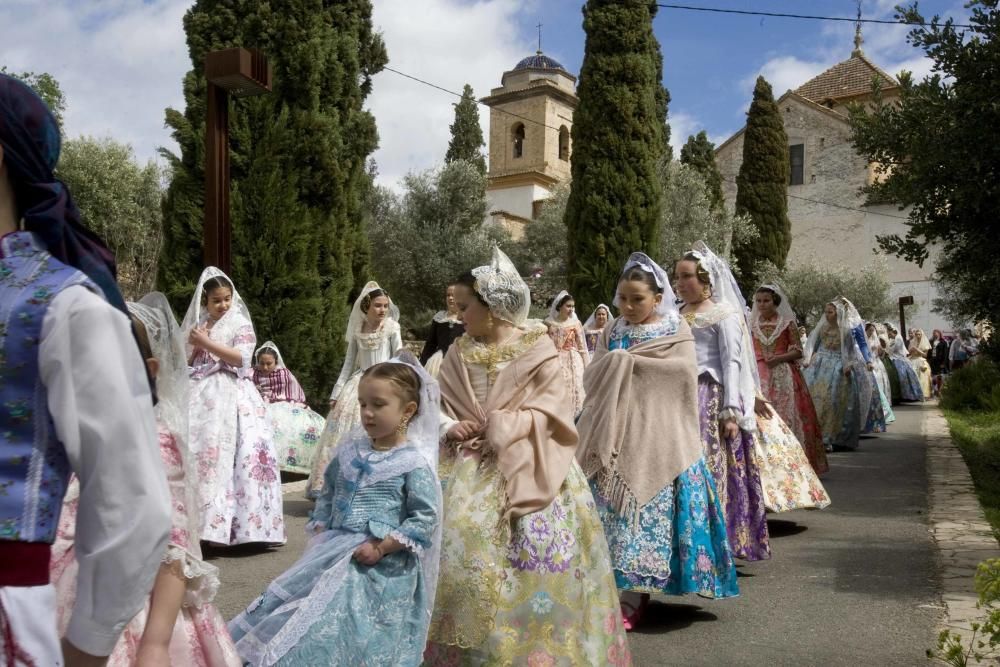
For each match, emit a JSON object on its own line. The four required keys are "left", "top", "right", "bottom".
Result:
{"left": 803, "top": 325, "right": 867, "bottom": 450}
{"left": 229, "top": 435, "right": 439, "bottom": 667}
{"left": 51, "top": 426, "right": 241, "bottom": 666}
{"left": 592, "top": 317, "right": 739, "bottom": 599}
{"left": 254, "top": 366, "right": 324, "bottom": 475}
{"left": 425, "top": 327, "right": 631, "bottom": 666}
{"left": 189, "top": 315, "right": 285, "bottom": 545}
{"left": 546, "top": 318, "right": 590, "bottom": 416}
{"left": 752, "top": 320, "right": 828, "bottom": 475}
{"left": 307, "top": 319, "right": 402, "bottom": 498}
{"left": 685, "top": 304, "right": 771, "bottom": 562}
{"left": 752, "top": 412, "right": 832, "bottom": 513}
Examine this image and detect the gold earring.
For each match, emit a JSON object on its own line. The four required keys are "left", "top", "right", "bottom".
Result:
{"left": 487, "top": 313, "right": 494, "bottom": 331}
{"left": 701, "top": 286, "right": 712, "bottom": 299}
{"left": 396, "top": 415, "right": 411, "bottom": 437}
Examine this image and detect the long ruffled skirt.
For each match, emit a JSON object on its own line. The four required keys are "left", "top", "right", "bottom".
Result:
{"left": 697, "top": 376, "right": 771, "bottom": 562}
{"left": 759, "top": 360, "right": 828, "bottom": 475}
{"left": 230, "top": 530, "right": 429, "bottom": 667}
{"left": 590, "top": 460, "right": 739, "bottom": 599}
{"left": 307, "top": 372, "right": 362, "bottom": 498}
{"left": 268, "top": 401, "right": 325, "bottom": 475}
{"left": 891, "top": 358, "right": 923, "bottom": 402}
{"left": 884, "top": 357, "right": 902, "bottom": 405}
{"left": 425, "top": 456, "right": 631, "bottom": 666}
{"left": 51, "top": 490, "right": 241, "bottom": 667}
{"left": 804, "top": 349, "right": 864, "bottom": 451}
{"left": 910, "top": 356, "right": 932, "bottom": 399}
{"left": 753, "top": 414, "right": 831, "bottom": 513}
{"left": 871, "top": 359, "right": 896, "bottom": 424}
{"left": 190, "top": 372, "right": 285, "bottom": 545}
{"left": 862, "top": 370, "right": 888, "bottom": 435}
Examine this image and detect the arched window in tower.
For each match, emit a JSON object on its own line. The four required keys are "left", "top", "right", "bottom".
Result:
{"left": 512, "top": 123, "right": 525, "bottom": 159}
{"left": 558, "top": 125, "right": 570, "bottom": 161}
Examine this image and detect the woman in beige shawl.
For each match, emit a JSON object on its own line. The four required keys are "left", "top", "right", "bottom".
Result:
{"left": 424, "top": 247, "right": 630, "bottom": 666}
{"left": 576, "top": 252, "right": 739, "bottom": 632}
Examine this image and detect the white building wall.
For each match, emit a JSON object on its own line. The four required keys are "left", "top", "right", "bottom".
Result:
{"left": 485, "top": 183, "right": 553, "bottom": 221}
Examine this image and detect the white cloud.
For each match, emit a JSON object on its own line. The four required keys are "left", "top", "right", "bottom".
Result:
{"left": 0, "top": 0, "right": 191, "bottom": 165}
{"left": 742, "top": 56, "right": 831, "bottom": 98}
{"left": 0, "top": 0, "right": 535, "bottom": 188}
{"left": 368, "top": 0, "right": 533, "bottom": 189}
{"left": 667, "top": 110, "right": 701, "bottom": 149}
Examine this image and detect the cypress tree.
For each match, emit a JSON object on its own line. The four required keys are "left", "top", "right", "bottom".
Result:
{"left": 680, "top": 131, "right": 725, "bottom": 213}
{"left": 733, "top": 76, "right": 791, "bottom": 292}
{"left": 565, "top": 0, "right": 669, "bottom": 311}
{"left": 158, "top": 0, "right": 387, "bottom": 403}
{"left": 445, "top": 83, "right": 486, "bottom": 175}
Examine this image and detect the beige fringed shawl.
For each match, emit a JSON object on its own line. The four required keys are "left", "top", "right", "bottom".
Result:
{"left": 576, "top": 317, "right": 702, "bottom": 522}
{"left": 438, "top": 327, "right": 578, "bottom": 522}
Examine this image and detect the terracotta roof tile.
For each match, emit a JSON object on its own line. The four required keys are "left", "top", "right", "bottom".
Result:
{"left": 795, "top": 54, "right": 898, "bottom": 103}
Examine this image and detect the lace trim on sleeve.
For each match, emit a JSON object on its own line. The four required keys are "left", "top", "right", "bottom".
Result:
{"left": 389, "top": 529, "right": 425, "bottom": 555}
{"left": 162, "top": 545, "right": 221, "bottom": 608}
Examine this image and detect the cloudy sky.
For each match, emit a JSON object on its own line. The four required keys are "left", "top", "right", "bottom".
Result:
{"left": 0, "top": 0, "right": 970, "bottom": 189}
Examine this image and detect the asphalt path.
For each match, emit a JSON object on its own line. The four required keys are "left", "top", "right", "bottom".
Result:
{"left": 208, "top": 402, "right": 941, "bottom": 666}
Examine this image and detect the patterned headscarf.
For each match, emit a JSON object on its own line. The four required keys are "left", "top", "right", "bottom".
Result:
{"left": 0, "top": 73, "right": 126, "bottom": 313}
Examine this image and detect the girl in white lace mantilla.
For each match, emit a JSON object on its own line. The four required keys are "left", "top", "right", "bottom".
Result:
{"left": 544, "top": 290, "right": 590, "bottom": 416}
{"left": 307, "top": 281, "right": 403, "bottom": 498}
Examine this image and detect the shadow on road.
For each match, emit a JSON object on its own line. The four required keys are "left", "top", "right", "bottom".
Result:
{"left": 767, "top": 519, "right": 809, "bottom": 538}
{"left": 634, "top": 602, "right": 719, "bottom": 635}
{"left": 202, "top": 542, "right": 283, "bottom": 560}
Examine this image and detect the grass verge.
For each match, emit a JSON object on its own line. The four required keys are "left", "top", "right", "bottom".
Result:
{"left": 943, "top": 408, "right": 1000, "bottom": 540}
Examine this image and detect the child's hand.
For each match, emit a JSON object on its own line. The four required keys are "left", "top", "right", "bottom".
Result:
{"left": 189, "top": 326, "right": 211, "bottom": 350}
{"left": 353, "top": 541, "right": 383, "bottom": 566}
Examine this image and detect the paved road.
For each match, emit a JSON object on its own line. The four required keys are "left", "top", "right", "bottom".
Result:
{"left": 208, "top": 403, "right": 942, "bottom": 666}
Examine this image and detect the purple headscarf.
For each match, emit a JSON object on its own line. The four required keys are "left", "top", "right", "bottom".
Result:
{"left": 0, "top": 73, "right": 126, "bottom": 313}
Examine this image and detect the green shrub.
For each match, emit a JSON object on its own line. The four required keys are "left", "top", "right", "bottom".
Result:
{"left": 941, "top": 360, "right": 1000, "bottom": 412}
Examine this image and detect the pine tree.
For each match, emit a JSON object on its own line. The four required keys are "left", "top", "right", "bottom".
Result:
{"left": 680, "top": 131, "right": 725, "bottom": 213}
{"left": 733, "top": 76, "right": 791, "bottom": 292}
{"left": 445, "top": 84, "right": 486, "bottom": 175}
{"left": 565, "top": 0, "right": 669, "bottom": 312}
{"left": 157, "top": 0, "right": 387, "bottom": 404}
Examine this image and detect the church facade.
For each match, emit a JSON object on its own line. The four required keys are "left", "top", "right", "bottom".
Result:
{"left": 714, "top": 34, "right": 946, "bottom": 332}
{"left": 481, "top": 51, "right": 577, "bottom": 238}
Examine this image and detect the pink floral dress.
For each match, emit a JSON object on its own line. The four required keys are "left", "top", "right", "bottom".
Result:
{"left": 50, "top": 426, "right": 242, "bottom": 666}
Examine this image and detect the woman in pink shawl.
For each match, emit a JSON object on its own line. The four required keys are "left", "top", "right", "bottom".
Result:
{"left": 425, "top": 247, "right": 630, "bottom": 666}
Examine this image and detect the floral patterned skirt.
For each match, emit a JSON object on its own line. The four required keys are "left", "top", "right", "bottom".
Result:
{"left": 862, "top": 370, "right": 888, "bottom": 435}
{"left": 591, "top": 459, "right": 739, "bottom": 599}
{"left": 191, "top": 373, "right": 285, "bottom": 545}
{"left": 697, "top": 376, "right": 771, "bottom": 562}
{"left": 267, "top": 401, "right": 325, "bottom": 475}
{"left": 425, "top": 457, "right": 631, "bottom": 666}
{"left": 753, "top": 414, "right": 831, "bottom": 513}
{"left": 759, "top": 361, "right": 828, "bottom": 475}
{"left": 307, "top": 372, "right": 363, "bottom": 498}
{"left": 51, "top": 485, "right": 241, "bottom": 667}
{"left": 872, "top": 360, "right": 896, "bottom": 424}
{"left": 803, "top": 349, "right": 864, "bottom": 450}
{"left": 891, "top": 358, "right": 923, "bottom": 402}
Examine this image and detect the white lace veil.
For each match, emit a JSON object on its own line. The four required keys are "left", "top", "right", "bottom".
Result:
{"left": 345, "top": 281, "right": 400, "bottom": 343}
{"left": 750, "top": 283, "right": 797, "bottom": 345}
{"left": 472, "top": 245, "right": 531, "bottom": 326}
{"left": 803, "top": 298, "right": 874, "bottom": 429}
{"left": 254, "top": 340, "right": 285, "bottom": 368}
{"left": 129, "top": 292, "right": 220, "bottom": 607}
{"left": 614, "top": 252, "right": 679, "bottom": 319}
{"left": 583, "top": 304, "right": 611, "bottom": 331}
{"left": 686, "top": 241, "right": 760, "bottom": 431}
{"left": 180, "top": 266, "right": 254, "bottom": 365}
{"left": 546, "top": 290, "right": 579, "bottom": 324}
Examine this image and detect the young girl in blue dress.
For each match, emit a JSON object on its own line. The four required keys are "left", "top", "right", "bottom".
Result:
{"left": 576, "top": 252, "right": 738, "bottom": 631}
{"left": 229, "top": 354, "right": 441, "bottom": 666}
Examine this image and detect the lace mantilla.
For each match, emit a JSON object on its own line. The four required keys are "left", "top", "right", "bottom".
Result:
{"left": 682, "top": 302, "right": 735, "bottom": 329}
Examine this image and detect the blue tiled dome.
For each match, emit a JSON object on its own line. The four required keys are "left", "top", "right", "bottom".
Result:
{"left": 513, "top": 52, "right": 566, "bottom": 72}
